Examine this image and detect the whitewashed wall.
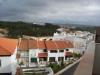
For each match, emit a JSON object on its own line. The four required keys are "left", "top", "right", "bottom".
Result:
{"left": 29, "top": 49, "right": 38, "bottom": 67}
{"left": 48, "top": 50, "right": 65, "bottom": 57}
{"left": 0, "top": 47, "right": 17, "bottom": 75}
{"left": 11, "top": 47, "right": 17, "bottom": 75}
{"left": 0, "top": 57, "right": 11, "bottom": 73}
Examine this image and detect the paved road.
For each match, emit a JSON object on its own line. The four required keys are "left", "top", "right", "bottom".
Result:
{"left": 60, "top": 63, "right": 79, "bottom": 75}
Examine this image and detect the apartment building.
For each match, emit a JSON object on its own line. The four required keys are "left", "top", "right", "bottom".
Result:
{"left": 53, "top": 30, "right": 95, "bottom": 53}
{"left": 17, "top": 38, "right": 73, "bottom": 67}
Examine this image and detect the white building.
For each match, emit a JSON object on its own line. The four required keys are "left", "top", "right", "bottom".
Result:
{"left": 53, "top": 30, "right": 95, "bottom": 54}
{"left": 0, "top": 38, "right": 18, "bottom": 75}
{"left": 17, "top": 38, "right": 74, "bottom": 67}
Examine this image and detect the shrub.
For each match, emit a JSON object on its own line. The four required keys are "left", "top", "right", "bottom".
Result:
{"left": 48, "top": 62, "right": 65, "bottom": 73}
{"left": 73, "top": 53, "right": 82, "bottom": 58}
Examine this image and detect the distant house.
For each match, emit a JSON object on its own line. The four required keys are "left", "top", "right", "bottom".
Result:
{"left": 0, "top": 38, "right": 18, "bottom": 75}
{"left": 53, "top": 31, "right": 95, "bottom": 53}
{"left": 17, "top": 38, "right": 73, "bottom": 67}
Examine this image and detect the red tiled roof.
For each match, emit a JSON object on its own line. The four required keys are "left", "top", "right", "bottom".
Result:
{"left": 38, "top": 40, "right": 46, "bottom": 49}
{"left": 65, "top": 41, "right": 74, "bottom": 48}
{"left": 29, "top": 39, "right": 37, "bottom": 49}
{"left": 18, "top": 39, "right": 28, "bottom": 51}
{"left": 46, "top": 40, "right": 73, "bottom": 50}
{"left": 18, "top": 39, "right": 73, "bottom": 51}
{"left": 19, "top": 39, "right": 46, "bottom": 50}
{"left": 38, "top": 53, "right": 48, "bottom": 57}
{"left": 0, "top": 46, "right": 11, "bottom": 55}
{"left": 45, "top": 40, "right": 57, "bottom": 50}
{"left": 55, "top": 41, "right": 69, "bottom": 49}
{"left": 65, "top": 52, "right": 73, "bottom": 56}
{"left": 0, "top": 38, "right": 17, "bottom": 56}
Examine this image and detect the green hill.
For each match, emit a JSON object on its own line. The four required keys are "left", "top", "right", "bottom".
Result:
{"left": 0, "top": 21, "right": 60, "bottom": 38}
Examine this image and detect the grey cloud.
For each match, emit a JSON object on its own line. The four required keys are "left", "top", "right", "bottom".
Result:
{"left": 0, "top": 0, "right": 100, "bottom": 26}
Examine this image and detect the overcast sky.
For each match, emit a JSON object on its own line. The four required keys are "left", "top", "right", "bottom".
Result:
{"left": 0, "top": 0, "right": 100, "bottom": 26}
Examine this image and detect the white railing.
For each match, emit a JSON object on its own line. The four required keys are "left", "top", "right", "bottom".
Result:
{"left": 48, "top": 52, "right": 64, "bottom": 57}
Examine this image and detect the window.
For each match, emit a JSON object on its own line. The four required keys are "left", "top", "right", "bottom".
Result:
{"left": 20, "top": 51, "right": 29, "bottom": 57}
{"left": 66, "top": 49, "right": 69, "bottom": 51}
{"left": 58, "top": 57, "right": 64, "bottom": 61}
{"left": 31, "top": 58, "right": 37, "bottom": 62}
{"left": 59, "top": 50, "right": 64, "bottom": 52}
{"left": 50, "top": 50, "right": 57, "bottom": 53}
{"left": 43, "top": 49, "right": 47, "bottom": 52}
{"left": 49, "top": 57, "right": 55, "bottom": 62}
{"left": 39, "top": 58, "right": 47, "bottom": 61}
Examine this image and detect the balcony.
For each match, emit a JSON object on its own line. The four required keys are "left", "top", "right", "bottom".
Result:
{"left": 20, "top": 52, "right": 29, "bottom": 58}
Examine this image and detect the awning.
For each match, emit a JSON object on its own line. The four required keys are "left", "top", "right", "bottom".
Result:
{"left": 65, "top": 52, "right": 73, "bottom": 56}
{"left": 38, "top": 53, "right": 48, "bottom": 57}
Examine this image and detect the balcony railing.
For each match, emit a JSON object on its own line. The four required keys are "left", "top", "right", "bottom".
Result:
{"left": 20, "top": 53, "right": 29, "bottom": 58}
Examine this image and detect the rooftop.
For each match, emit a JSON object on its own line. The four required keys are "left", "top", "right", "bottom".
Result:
{"left": 0, "top": 38, "right": 18, "bottom": 56}
{"left": 18, "top": 38, "right": 73, "bottom": 50}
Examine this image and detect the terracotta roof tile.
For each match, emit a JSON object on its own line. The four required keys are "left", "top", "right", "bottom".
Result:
{"left": 29, "top": 39, "right": 37, "bottom": 49}
{"left": 19, "top": 39, "right": 46, "bottom": 50}
{"left": 18, "top": 39, "right": 28, "bottom": 51}
{"left": 54, "top": 41, "right": 68, "bottom": 49}
{"left": 0, "top": 38, "right": 17, "bottom": 55}
{"left": 19, "top": 39, "right": 74, "bottom": 51}
{"left": 45, "top": 40, "right": 57, "bottom": 50}
{"left": 38, "top": 40, "right": 46, "bottom": 49}
{"left": 0, "top": 46, "right": 11, "bottom": 55}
